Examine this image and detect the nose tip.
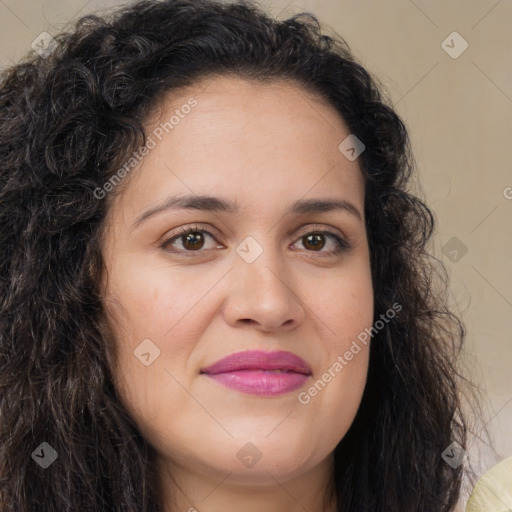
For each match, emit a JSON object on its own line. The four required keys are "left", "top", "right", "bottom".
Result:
{"left": 222, "top": 258, "right": 305, "bottom": 333}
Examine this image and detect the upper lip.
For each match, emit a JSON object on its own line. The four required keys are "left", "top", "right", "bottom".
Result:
{"left": 200, "top": 350, "right": 312, "bottom": 375}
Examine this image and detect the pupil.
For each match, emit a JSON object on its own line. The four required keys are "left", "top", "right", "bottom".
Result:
{"left": 305, "top": 233, "right": 324, "bottom": 251}
{"left": 184, "top": 232, "right": 203, "bottom": 250}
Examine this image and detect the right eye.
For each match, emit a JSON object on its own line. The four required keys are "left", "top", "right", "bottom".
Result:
{"left": 161, "top": 224, "right": 224, "bottom": 255}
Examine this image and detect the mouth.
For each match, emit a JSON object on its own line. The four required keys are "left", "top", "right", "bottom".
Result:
{"left": 200, "top": 350, "right": 312, "bottom": 397}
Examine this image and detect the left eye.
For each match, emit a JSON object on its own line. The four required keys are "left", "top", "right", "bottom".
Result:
{"left": 293, "top": 230, "right": 349, "bottom": 254}
{"left": 161, "top": 226, "right": 350, "bottom": 256}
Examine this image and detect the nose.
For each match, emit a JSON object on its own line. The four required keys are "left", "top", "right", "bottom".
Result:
{"left": 222, "top": 247, "right": 305, "bottom": 333}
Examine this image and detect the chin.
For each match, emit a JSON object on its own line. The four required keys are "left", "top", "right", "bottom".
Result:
{"left": 199, "top": 435, "right": 327, "bottom": 484}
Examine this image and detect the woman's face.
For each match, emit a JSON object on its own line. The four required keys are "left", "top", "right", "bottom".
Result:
{"left": 101, "top": 75, "right": 373, "bottom": 490}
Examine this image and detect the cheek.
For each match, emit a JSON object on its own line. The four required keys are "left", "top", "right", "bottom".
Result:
{"left": 104, "top": 263, "right": 189, "bottom": 410}
{"left": 311, "top": 259, "right": 374, "bottom": 347}
{"left": 105, "top": 255, "right": 226, "bottom": 421}
{"left": 105, "top": 254, "right": 207, "bottom": 345}
{"left": 299, "top": 341, "right": 370, "bottom": 447}
{"left": 299, "top": 264, "right": 373, "bottom": 429}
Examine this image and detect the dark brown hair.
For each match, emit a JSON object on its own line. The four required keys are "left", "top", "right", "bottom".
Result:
{"left": 0, "top": 0, "right": 487, "bottom": 510}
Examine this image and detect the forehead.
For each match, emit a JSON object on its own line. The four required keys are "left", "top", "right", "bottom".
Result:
{"left": 149, "top": 74, "right": 350, "bottom": 142}
{"left": 109, "top": 75, "right": 365, "bottom": 222}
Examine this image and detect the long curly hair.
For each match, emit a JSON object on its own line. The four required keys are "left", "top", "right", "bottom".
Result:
{"left": 0, "top": 0, "right": 487, "bottom": 510}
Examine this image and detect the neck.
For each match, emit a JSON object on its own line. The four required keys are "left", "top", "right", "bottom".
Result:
{"left": 157, "top": 453, "right": 337, "bottom": 512}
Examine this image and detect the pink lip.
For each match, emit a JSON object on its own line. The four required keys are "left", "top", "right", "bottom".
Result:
{"left": 200, "top": 350, "right": 312, "bottom": 397}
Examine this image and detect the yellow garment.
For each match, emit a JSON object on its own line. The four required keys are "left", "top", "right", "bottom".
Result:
{"left": 466, "top": 456, "right": 512, "bottom": 512}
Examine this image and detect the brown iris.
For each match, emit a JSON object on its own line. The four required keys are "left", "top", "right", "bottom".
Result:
{"left": 181, "top": 232, "right": 205, "bottom": 250}
{"left": 302, "top": 233, "right": 326, "bottom": 251}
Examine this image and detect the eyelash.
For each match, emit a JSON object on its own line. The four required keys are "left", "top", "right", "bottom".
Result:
{"left": 160, "top": 223, "right": 351, "bottom": 257}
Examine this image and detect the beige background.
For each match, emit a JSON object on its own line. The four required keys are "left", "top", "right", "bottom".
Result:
{"left": 1, "top": 0, "right": 511, "bottom": 509}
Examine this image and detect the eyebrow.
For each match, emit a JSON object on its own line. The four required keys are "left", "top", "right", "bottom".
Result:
{"left": 132, "top": 194, "right": 363, "bottom": 228}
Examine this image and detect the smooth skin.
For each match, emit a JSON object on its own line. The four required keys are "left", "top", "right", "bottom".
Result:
{"left": 100, "top": 75, "right": 374, "bottom": 512}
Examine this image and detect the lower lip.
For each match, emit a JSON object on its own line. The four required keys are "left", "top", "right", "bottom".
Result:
{"left": 203, "top": 370, "right": 310, "bottom": 396}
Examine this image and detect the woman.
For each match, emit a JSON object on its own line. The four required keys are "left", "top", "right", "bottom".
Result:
{"left": 0, "top": 0, "right": 486, "bottom": 510}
